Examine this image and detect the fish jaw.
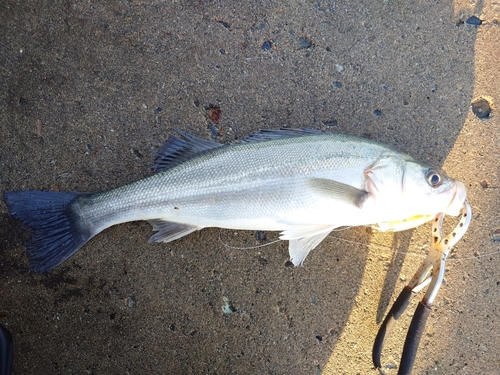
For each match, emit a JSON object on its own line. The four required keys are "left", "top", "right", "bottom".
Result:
{"left": 363, "top": 155, "right": 468, "bottom": 230}
{"left": 444, "top": 180, "right": 467, "bottom": 216}
{"left": 374, "top": 179, "right": 467, "bottom": 232}
{"left": 375, "top": 214, "right": 435, "bottom": 232}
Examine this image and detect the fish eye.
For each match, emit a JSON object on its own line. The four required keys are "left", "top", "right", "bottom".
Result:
{"left": 425, "top": 169, "right": 442, "bottom": 187}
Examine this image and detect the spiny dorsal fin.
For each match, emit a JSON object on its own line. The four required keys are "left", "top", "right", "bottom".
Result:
{"left": 152, "top": 129, "right": 222, "bottom": 173}
{"left": 153, "top": 128, "right": 326, "bottom": 172}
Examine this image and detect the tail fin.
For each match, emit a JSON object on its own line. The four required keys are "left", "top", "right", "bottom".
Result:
{"left": 4, "top": 191, "right": 93, "bottom": 273}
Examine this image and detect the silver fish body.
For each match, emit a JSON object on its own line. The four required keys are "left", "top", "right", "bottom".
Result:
{"left": 4, "top": 129, "right": 466, "bottom": 272}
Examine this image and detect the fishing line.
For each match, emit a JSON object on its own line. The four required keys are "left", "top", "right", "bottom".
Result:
{"left": 326, "top": 235, "right": 500, "bottom": 262}
{"left": 325, "top": 235, "right": 426, "bottom": 259}
{"left": 217, "top": 229, "right": 500, "bottom": 262}
{"left": 450, "top": 250, "right": 500, "bottom": 261}
{"left": 218, "top": 230, "right": 281, "bottom": 250}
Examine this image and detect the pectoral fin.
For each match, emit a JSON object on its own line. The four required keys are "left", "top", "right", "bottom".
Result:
{"left": 148, "top": 219, "right": 201, "bottom": 243}
{"left": 307, "top": 178, "right": 370, "bottom": 208}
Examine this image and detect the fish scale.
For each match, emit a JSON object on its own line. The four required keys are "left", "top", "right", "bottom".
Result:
{"left": 77, "top": 136, "right": 373, "bottom": 229}
{"left": 4, "top": 129, "right": 466, "bottom": 272}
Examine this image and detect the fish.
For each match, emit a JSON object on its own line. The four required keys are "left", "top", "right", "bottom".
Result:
{"left": 3, "top": 128, "right": 467, "bottom": 273}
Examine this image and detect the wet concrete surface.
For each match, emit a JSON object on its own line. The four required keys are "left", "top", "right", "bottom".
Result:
{"left": 1, "top": 1, "right": 499, "bottom": 374}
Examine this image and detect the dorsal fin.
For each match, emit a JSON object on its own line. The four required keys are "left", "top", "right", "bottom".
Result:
{"left": 153, "top": 128, "right": 326, "bottom": 173}
{"left": 152, "top": 129, "right": 222, "bottom": 173}
{"left": 239, "top": 128, "right": 325, "bottom": 144}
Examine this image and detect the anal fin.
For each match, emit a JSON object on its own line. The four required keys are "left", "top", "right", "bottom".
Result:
{"left": 280, "top": 225, "right": 336, "bottom": 266}
{"left": 148, "top": 219, "right": 201, "bottom": 243}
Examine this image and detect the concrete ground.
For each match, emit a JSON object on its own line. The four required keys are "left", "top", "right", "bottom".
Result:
{"left": 1, "top": 1, "right": 499, "bottom": 374}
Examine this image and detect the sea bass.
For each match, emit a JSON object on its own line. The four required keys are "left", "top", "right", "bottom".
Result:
{"left": 4, "top": 129, "right": 466, "bottom": 273}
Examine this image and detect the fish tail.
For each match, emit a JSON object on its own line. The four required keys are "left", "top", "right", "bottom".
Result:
{"left": 4, "top": 191, "right": 93, "bottom": 273}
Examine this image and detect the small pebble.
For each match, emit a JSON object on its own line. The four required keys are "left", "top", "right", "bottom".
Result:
{"left": 222, "top": 297, "right": 235, "bottom": 315}
{"left": 335, "top": 64, "right": 344, "bottom": 73}
{"left": 373, "top": 109, "right": 382, "bottom": 116}
{"left": 125, "top": 296, "right": 136, "bottom": 308}
{"left": 257, "top": 257, "right": 268, "bottom": 265}
{"left": 261, "top": 41, "right": 272, "bottom": 50}
{"left": 154, "top": 107, "right": 162, "bottom": 114}
{"left": 471, "top": 97, "right": 492, "bottom": 118}
{"left": 315, "top": 335, "right": 323, "bottom": 343}
{"left": 35, "top": 118, "right": 43, "bottom": 136}
{"left": 299, "top": 37, "right": 312, "bottom": 48}
{"left": 208, "top": 124, "right": 219, "bottom": 137}
{"left": 132, "top": 149, "right": 143, "bottom": 159}
{"left": 466, "top": 16, "right": 482, "bottom": 26}
{"left": 254, "top": 231, "right": 266, "bottom": 241}
{"left": 219, "top": 49, "right": 225, "bottom": 54}
{"left": 284, "top": 260, "right": 294, "bottom": 268}
{"left": 323, "top": 119, "right": 338, "bottom": 127}
{"left": 206, "top": 104, "right": 221, "bottom": 124}
{"left": 332, "top": 81, "right": 342, "bottom": 88}
{"left": 218, "top": 21, "right": 230, "bottom": 29}
{"left": 385, "top": 362, "right": 397, "bottom": 370}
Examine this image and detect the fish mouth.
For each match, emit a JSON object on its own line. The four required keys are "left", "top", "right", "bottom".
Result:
{"left": 444, "top": 180, "right": 467, "bottom": 216}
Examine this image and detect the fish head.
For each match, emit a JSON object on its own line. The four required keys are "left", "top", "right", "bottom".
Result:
{"left": 365, "top": 156, "right": 467, "bottom": 229}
